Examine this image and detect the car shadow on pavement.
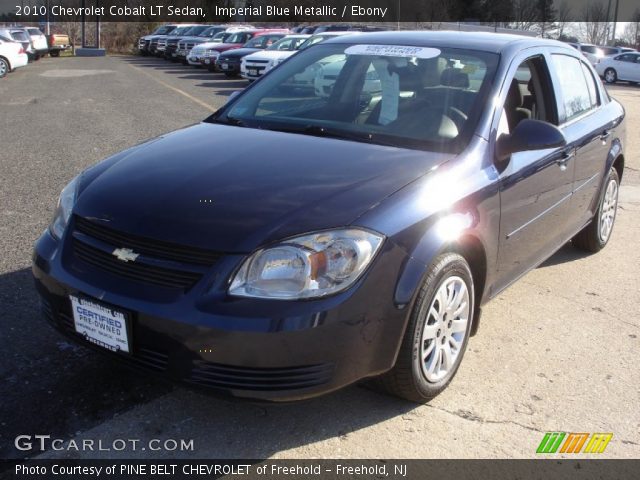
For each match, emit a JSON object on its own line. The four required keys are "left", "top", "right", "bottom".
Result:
{"left": 1, "top": 241, "right": 596, "bottom": 459}
{"left": 0, "top": 266, "right": 417, "bottom": 459}
{"left": 0, "top": 267, "right": 174, "bottom": 460}
{"left": 538, "top": 242, "right": 591, "bottom": 268}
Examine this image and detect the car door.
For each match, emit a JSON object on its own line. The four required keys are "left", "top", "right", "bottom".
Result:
{"left": 494, "top": 53, "right": 575, "bottom": 290}
{"left": 548, "top": 53, "right": 611, "bottom": 232}
{"left": 612, "top": 54, "right": 630, "bottom": 80}
{"left": 632, "top": 54, "right": 640, "bottom": 82}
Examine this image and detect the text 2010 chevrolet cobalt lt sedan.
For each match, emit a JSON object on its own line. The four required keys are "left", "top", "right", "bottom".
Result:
{"left": 33, "top": 32, "right": 625, "bottom": 402}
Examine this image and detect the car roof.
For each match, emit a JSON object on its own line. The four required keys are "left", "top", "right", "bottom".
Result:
{"left": 321, "top": 30, "right": 572, "bottom": 54}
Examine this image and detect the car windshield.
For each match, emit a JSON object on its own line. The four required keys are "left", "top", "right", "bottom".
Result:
{"left": 267, "top": 37, "right": 308, "bottom": 51}
{"left": 298, "top": 35, "right": 333, "bottom": 50}
{"left": 28, "top": 28, "right": 42, "bottom": 36}
{"left": 244, "top": 36, "right": 281, "bottom": 48}
{"left": 226, "top": 32, "right": 253, "bottom": 44}
{"left": 174, "top": 26, "right": 196, "bottom": 36}
{"left": 200, "top": 27, "right": 224, "bottom": 37}
{"left": 186, "top": 26, "right": 209, "bottom": 36}
{"left": 212, "top": 32, "right": 228, "bottom": 42}
{"left": 154, "top": 26, "right": 175, "bottom": 35}
{"left": 216, "top": 43, "right": 498, "bottom": 153}
{"left": 10, "top": 31, "right": 28, "bottom": 41}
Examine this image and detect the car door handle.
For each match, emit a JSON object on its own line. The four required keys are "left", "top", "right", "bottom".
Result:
{"left": 601, "top": 130, "right": 611, "bottom": 142}
{"left": 557, "top": 150, "right": 574, "bottom": 170}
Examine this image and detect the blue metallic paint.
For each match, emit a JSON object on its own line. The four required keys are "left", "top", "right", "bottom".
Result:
{"left": 32, "top": 32, "right": 626, "bottom": 401}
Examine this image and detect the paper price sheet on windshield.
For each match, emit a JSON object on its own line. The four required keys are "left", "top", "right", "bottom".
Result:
{"left": 345, "top": 45, "right": 442, "bottom": 59}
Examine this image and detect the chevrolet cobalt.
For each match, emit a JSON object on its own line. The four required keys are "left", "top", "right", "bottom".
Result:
{"left": 33, "top": 32, "right": 625, "bottom": 402}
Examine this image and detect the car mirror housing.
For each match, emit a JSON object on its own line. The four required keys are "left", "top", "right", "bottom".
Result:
{"left": 496, "top": 119, "right": 567, "bottom": 164}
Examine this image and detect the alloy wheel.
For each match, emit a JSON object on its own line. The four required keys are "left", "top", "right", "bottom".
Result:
{"left": 598, "top": 177, "right": 618, "bottom": 243}
{"left": 420, "top": 276, "right": 470, "bottom": 383}
{"left": 604, "top": 69, "right": 616, "bottom": 83}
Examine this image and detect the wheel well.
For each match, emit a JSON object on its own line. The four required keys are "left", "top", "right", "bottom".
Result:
{"left": 452, "top": 235, "right": 487, "bottom": 307}
{"left": 613, "top": 154, "right": 624, "bottom": 182}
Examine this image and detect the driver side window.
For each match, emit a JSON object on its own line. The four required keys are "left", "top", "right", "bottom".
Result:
{"left": 499, "top": 56, "right": 554, "bottom": 135}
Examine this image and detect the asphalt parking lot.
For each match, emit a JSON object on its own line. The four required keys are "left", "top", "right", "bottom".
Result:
{"left": 0, "top": 55, "right": 639, "bottom": 460}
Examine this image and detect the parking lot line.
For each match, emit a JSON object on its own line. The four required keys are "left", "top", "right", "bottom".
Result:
{"left": 126, "top": 62, "right": 217, "bottom": 112}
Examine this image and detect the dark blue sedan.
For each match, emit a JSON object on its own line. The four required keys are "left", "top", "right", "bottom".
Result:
{"left": 33, "top": 32, "right": 625, "bottom": 402}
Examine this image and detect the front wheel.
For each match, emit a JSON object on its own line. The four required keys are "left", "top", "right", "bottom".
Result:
{"left": 0, "top": 57, "right": 9, "bottom": 77}
{"left": 604, "top": 68, "right": 617, "bottom": 84}
{"left": 50, "top": 50, "right": 60, "bottom": 57}
{"left": 373, "top": 253, "right": 474, "bottom": 403}
{"left": 572, "top": 168, "right": 620, "bottom": 252}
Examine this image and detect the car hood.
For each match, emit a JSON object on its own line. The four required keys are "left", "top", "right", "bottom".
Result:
{"left": 245, "top": 50, "right": 295, "bottom": 61}
{"left": 75, "top": 123, "right": 452, "bottom": 253}
{"left": 220, "top": 48, "right": 261, "bottom": 58}
{"left": 206, "top": 42, "right": 242, "bottom": 52}
{"left": 178, "top": 36, "right": 204, "bottom": 43}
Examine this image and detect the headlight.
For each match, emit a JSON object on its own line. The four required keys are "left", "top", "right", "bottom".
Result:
{"left": 229, "top": 229, "right": 384, "bottom": 300}
{"left": 50, "top": 176, "right": 80, "bottom": 240}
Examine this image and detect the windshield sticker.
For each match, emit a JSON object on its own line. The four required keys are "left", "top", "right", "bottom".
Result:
{"left": 345, "top": 45, "right": 441, "bottom": 59}
{"left": 372, "top": 59, "right": 399, "bottom": 125}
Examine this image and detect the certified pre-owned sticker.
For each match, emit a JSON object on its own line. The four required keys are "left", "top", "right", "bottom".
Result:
{"left": 345, "top": 45, "right": 441, "bottom": 59}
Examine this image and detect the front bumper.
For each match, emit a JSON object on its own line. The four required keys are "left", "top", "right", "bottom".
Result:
{"left": 32, "top": 228, "right": 409, "bottom": 401}
{"left": 187, "top": 53, "right": 204, "bottom": 65}
{"left": 216, "top": 59, "right": 241, "bottom": 74}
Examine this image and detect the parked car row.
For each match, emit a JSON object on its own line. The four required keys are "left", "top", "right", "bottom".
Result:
{"left": 567, "top": 42, "right": 636, "bottom": 65}
{"left": 0, "top": 25, "right": 70, "bottom": 78}
{"left": 138, "top": 24, "right": 389, "bottom": 85}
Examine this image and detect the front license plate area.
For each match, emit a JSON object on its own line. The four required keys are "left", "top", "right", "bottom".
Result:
{"left": 249, "top": 69, "right": 257, "bottom": 76}
{"left": 70, "top": 295, "right": 131, "bottom": 353}
{"left": 222, "top": 63, "right": 228, "bottom": 69}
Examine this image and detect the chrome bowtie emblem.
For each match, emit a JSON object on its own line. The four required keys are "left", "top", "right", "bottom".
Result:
{"left": 112, "top": 248, "right": 140, "bottom": 263}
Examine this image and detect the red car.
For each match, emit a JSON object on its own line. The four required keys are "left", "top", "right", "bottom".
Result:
{"left": 201, "top": 29, "right": 289, "bottom": 71}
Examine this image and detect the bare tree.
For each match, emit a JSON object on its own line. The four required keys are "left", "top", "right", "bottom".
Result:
{"left": 580, "top": 1, "right": 608, "bottom": 44}
{"left": 510, "top": 0, "right": 539, "bottom": 31}
{"left": 620, "top": 9, "right": 640, "bottom": 48}
{"left": 555, "top": 0, "right": 572, "bottom": 39}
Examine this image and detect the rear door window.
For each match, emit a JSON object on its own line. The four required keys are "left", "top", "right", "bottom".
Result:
{"left": 551, "top": 54, "right": 593, "bottom": 122}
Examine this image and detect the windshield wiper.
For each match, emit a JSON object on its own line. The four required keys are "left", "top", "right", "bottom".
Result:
{"left": 209, "top": 115, "right": 247, "bottom": 127}
{"left": 271, "top": 124, "right": 403, "bottom": 148}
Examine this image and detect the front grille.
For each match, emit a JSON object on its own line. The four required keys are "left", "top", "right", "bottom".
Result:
{"left": 74, "top": 216, "right": 221, "bottom": 266}
{"left": 189, "top": 360, "right": 334, "bottom": 391}
{"left": 246, "top": 59, "right": 269, "bottom": 65}
{"left": 73, "top": 239, "right": 202, "bottom": 289}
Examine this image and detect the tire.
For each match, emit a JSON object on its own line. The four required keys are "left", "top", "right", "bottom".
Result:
{"left": 0, "top": 57, "right": 9, "bottom": 78}
{"left": 373, "top": 253, "right": 475, "bottom": 403}
{"left": 604, "top": 68, "right": 617, "bottom": 84}
{"left": 572, "top": 168, "right": 620, "bottom": 253}
{"left": 224, "top": 72, "right": 237, "bottom": 78}
{"left": 50, "top": 50, "right": 60, "bottom": 57}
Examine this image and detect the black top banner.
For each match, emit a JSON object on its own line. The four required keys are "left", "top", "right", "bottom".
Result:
{"left": 1, "top": 0, "right": 640, "bottom": 23}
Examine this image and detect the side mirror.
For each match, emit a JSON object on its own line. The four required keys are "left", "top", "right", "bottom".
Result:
{"left": 226, "top": 90, "right": 242, "bottom": 103}
{"left": 496, "top": 119, "right": 567, "bottom": 164}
